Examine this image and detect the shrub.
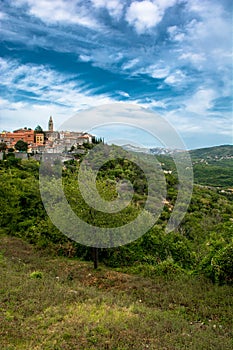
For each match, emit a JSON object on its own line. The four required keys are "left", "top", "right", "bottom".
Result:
{"left": 29, "top": 271, "right": 43, "bottom": 279}
{"left": 153, "top": 257, "right": 184, "bottom": 276}
{"left": 211, "top": 243, "right": 233, "bottom": 285}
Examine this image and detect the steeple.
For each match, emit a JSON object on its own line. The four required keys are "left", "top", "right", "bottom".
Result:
{"left": 48, "top": 116, "right": 53, "bottom": 132}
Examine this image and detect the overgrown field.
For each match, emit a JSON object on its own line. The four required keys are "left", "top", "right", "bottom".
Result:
{"left": 0, "top": 236, "right": 232, "bottom": 350}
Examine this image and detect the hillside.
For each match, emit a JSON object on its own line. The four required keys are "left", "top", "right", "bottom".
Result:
{"left": 189, "top": 145, "right": 233, "bottom": 187}
{"left": 154, "top": 145, "right": 233, "bottom": 188}
{"left": 123, "top": 144, "right": 233, "bottom": 187}
{"left": 0, "top": 236, "right": 232, "bottom": 350}
{"left": 0, "top": 147, "right": 233, "bottom": 349}
{"left": 189, "top": 144, "right": 233, "bottom": 160}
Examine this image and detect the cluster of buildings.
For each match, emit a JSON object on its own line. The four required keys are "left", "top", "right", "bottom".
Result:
{"left": 0, "top": 116, "right": 93, "bottom": 154}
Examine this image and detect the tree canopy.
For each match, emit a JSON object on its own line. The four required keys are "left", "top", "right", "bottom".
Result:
{"left": 0, "top": 142, "right": 7, "bottom": 152}
{"left": 15, "top": 140, "right": 28, "bottom": 152}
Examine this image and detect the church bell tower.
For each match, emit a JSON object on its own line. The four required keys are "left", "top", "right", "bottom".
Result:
{"left": 48, "top": 116, "right": 53, "bottom": 132}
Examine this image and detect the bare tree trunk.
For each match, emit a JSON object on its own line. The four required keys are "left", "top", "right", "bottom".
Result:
{"left": 92, "top": 247, "right": 98, "bottom": 269}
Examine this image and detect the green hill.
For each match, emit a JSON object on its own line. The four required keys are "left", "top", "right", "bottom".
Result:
{"left": 189, "top": 144, "right": 233, "bottom": 160}
{"left": 155, "top": 145, "right": 233, "bottom": 188}
{"left": 190, "top": 145, "right": 233, "bottom": 188}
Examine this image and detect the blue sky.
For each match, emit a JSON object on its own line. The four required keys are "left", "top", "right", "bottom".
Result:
{"left": 0, "top": 0, "right": 232, "bottom": 149}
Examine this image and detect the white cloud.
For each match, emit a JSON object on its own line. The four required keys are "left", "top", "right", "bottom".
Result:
{"left": 126, "top": 1, "right": 161, "bottom": 33}
{"left": 180, "top": 52, "right": 205, "bottom": 64}
{"left": 91, "top": 0, "right": 124, "bottom": 19}
{"left": 11, "top": 0, "right": 99, "bottom": 28}
{"left": 0, "top": 58, "right": 67, "bottom": 97}
{"left": 117, "top": 91, "right": 130, "bottom": 98}
{"left": 155, "top": 0, "right": 178, "bottom": 10}
{"left": 173, "top": 33, "right": 185, "bottom": 42}
{"left": 185, "top": 88, "right": 216, "bottom": 115}
{"left": 122, "top": 59, "right": 140, "bottom": 70}
{"left": 79, "top": 55, "right": 92, "bottom": 62}
{"left": 178, "top": 52, "right": 206, "bottom": 70}
{"left": 164, "top": 70, "right": 186, "bottom": 85}
{"left": 143, "top": 98, "right": 166, "bottom": 108}
{"left": 167, "top": 25, "right": 185, "bottom": 42}
{"left": 126, "top": 0, "right": 177, "bottom": 33}
{"left": 184, "top": 1, "right": 231, "bottom": 61}
{"left": 137, "top": 64, "right": 170, "bottom": 79}
{"left": 167, "top": 0, "right": 231, "bottom": 76}
{"left": 135, "top": 64, "right": 187, "bottom": 86}
{"left": 187, "top": 0, "right": 223, "bottom": 18}
{"left": 150, "top": 67, "right": 170, "bottom": 79}
{"left": 84, "top": 48, "right": 122, "bottom": 70}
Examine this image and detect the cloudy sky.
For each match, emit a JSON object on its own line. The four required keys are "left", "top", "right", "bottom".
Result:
{"left": 0, "top": 0, "right": 232, "bottom": 149}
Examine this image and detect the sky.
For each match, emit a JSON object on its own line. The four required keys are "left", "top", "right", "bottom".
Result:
{"left": 0, "top": 0, "right": 232, "bottom": 149}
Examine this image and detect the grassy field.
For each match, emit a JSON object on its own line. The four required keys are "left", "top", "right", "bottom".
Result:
{"left": 0, "top": 236, "right": 232, "bottom": 350}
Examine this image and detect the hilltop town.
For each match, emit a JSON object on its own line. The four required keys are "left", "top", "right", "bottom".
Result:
{"left": 0, "top": 116, "right": 94, "bottom": 155}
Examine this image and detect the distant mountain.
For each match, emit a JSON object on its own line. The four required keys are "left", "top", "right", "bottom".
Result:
{"left": 122, "top": 144, "right": 151, "bottom": 154}
{"left": 123, "top": 144, "right": 233, "bottom": 159}
{"left": 122, "top": 144, "right": 183, "bottom": 155}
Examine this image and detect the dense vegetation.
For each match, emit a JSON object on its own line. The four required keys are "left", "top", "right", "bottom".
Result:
{"left": 0, "top": 146, "right": 233, "bottom": 285}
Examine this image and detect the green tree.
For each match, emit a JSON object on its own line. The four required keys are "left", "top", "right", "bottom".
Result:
{"left": 0, "top": 142, "right": 7, "bottom": 152}
{"left": 15, "top": 140, "right": 28, "bottom": 152}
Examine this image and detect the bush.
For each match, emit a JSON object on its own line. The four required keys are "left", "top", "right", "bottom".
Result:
{"left": 211, "top": 243, "right": 233, "bottom": 285}
{"left": 153, "top": 257, "right": 184, "bottom": 276}
{"left": 29, "top": 271, "right": 43, "bottom": 279}
{"left": 128, "top": 257, "right": 185, "bottom": 278}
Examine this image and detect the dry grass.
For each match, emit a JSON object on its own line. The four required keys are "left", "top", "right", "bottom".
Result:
{"left": 0, "top": 236, "right": 232, "bottom": 349}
